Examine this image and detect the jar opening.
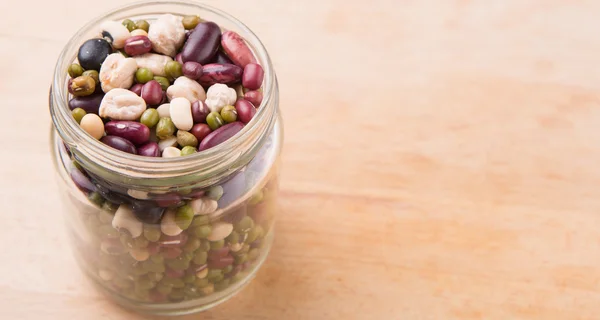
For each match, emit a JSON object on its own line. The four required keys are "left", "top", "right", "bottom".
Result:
{"left": 49, "top": 0, "right": 279, "bottom": 188}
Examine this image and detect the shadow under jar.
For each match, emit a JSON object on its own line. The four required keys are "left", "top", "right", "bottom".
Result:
{"left": 49, "top": 1, "right": 281, "bottom": 315}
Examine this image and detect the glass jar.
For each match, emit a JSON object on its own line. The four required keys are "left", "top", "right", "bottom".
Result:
{"left": 49, "top": 1, "right": 281, "bottom": 315}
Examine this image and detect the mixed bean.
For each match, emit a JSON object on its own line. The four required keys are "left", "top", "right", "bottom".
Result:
{"left": 63, "top": 14, "right": 275, "bottom": 305}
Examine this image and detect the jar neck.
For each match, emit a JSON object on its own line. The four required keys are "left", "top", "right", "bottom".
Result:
{"left": 49, "top": 1, "right": 278, "bottom": 191}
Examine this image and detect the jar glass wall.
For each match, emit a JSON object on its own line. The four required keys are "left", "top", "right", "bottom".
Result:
{"left": 49, "top": 1, "right": 282, "bottom": 315}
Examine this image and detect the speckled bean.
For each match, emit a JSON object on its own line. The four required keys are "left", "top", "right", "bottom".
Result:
{"left": 198, "top": 64, "right": 242, "bottom": 86}
{"left": 221, "top": 31, "right": 257, "bottom": 68}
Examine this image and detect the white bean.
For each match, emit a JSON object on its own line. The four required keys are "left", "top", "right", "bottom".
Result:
{"left": 133, "top": 53, "right": 173, "bottom": 77}
{"left": 130, "top": 29, "right": 148, "bottom": 37}
{"left": 156, "top": 103, "right": 171, "bottom": 118}
{"left": 79, "top": 114, "right": 105, "bottom": 139}
{"left": 190, "top": 197, "right": 218, "bottom": 215}
{"left": 99, "top": 88, "right": 147, "bottom": 120}
{"left": 169, "top": 97, "right": 193, "bottom": 131}
{"left": 161, "top": 208, "right": 183, "bottom": 236}
{"left": 148, "top": 14, "right": 185, "bottom": 57}
{"left": 207, "top": 222, "right": 233, "bottom": 241}
{"left": 166, "top": 76, "right": 206, "bottom": 103}
{"left": 99, "top": 53, "right": 137, "bottom": 93}
{"left": 129, "top": 248, "right": 150, "bottom": 261}
{"left": 196, "top": 268, "right": 208, "bottom": 279}
{"left": 162, "top": 146, "right": 181, "bottom": 158}
{"left": 112, "top": 204, "right": 143, "bottom": 238}
{"left": 127, "top": 189, "right": 149, "bottom": 200}
{"left": 100, "top": 20, "right": 130, "bottom": 49}
{"left": 158, "top": 136, "right": 178, "bottom": 151}
{"left": 205, "top": 83, "right": 237, "bottom": 113}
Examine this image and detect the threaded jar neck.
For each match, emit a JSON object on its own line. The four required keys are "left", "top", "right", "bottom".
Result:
{"left": 49, "top": 1, "right": 278, "bottom": 191}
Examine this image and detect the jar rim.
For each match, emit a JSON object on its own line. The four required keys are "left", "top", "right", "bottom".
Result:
{"left": 50, "top": 0, "right": 278, "bottom": 186}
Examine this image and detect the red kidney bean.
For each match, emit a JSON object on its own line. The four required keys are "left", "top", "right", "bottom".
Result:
{"left": 166, "top": 268, "right": 185, "bottom": 278}
{"left": 149, "top": 291, "right": 167, "bottom": 303}
{"left": 138, "top": 141, "right": 160, "bottom": 157}
{"left": 155, "top": 193, "right": 183, "bottom": 208}
{"left": 176, "top": 53, "right": 184, "bottom": 65}
{"left": 104, "top": 121, "right": 150, "bottom": 145}
{"left": 181, "top": 22, "right": 221, "bottom": 64}
{"left": 198, "top": 63, "right": 242, "bottom": 86}
{"left": 191, "top": 100, "right": 210, "bottom": 123}
{"left": 243, "top": 90, "right": 263, "bottom": 107}
{"left": 182, "top": 61, "right": 203, "bottom": 80}
{"left": 147, "top": 243, "right": 160, "bottom": 255}
{"left": 235, "top": 99, "right": 257, "bottom": 124}
{"left": 221, "top": 31, "right": 257, "bottom": 68}
{"left": 68, "top": 93, "right": 104, "bottom": 114}
{"left": 208, "top": 247, "right": 230, "bottom": 260}
{"left": 207, "top": 254, "right": 234, "bottom": 269}
{"left": 70, "top": 169, "right": 96, "bottom": 192}
{"left": 141, "top": 80, "right": 163, "bottom": 105}
{"left": 242, "top": 63, "right": 264, "bottom": 90}
{"left": 158, "top": 233, "right": 188, "bottom": 248}
{"left": 198, "top": 121, "right": 244, "bottom": 151}
{"left": 190, "top": 123, "right": 211, "bottom": 142}
{"left": 225, "top": 265, "right": 242, "bottom": 279}
{"left": 162, "top": 247, "right": 182, "bottom": 259}
{"left": 100, "top": 136, "right": 137, "bottom": 154}
{"left": 130, "top": 83, "right": 143, "bottom": 96}
{"left": 213, "top": 51, "right": 233, "bottom": 65}
{"left": 124, "top": 35, "right": 152, "bottom": 56}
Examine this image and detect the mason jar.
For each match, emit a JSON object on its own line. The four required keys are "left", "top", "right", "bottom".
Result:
{"left": 49, "top": 1, "right": 282, "bottom": 315}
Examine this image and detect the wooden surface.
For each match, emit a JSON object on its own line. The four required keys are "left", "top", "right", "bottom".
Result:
{"left": 2, "top": 0, "right": 600, "bottom": 319}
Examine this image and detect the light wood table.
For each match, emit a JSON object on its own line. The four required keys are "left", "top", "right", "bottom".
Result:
{"left": 2, "top": 0, "right": 600, "bottom": 319}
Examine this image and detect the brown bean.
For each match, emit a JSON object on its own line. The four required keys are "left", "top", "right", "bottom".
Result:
{"left": 235, "top": 99, "right": 257, "bottom": 124}
{"left": 130, "top": 83, "right": 144, "bottom": 96}
{"left": 158, "top": 233, "right": 188, "bottom": 248}
{"left": 191, "top": 100, "right": 210, "bottom": 123}
{"left": 141, "top": 80, "right": 163, "bottom": 105}
{"left": 198, "top": 63, "right": 242, "bottom": 86}
{"left": 198, "top": 121, "right": 244, "bottom": 151}
{"left": 208, "top": 247, "right": 230, "bottom": 260}
{"left": 190, "top": 123, "right": 211, "bottom": 142}
{"left": 221, "top": 31, "right": 257, "bottom": 68}
{"left": 207, "top": 254, "right": 234, "bottom": 269}
{"left": 124, "top": 35, "right": 152, "bottom": 56}
{"left": 243, "top": 90, "right": 263, "bottom": 107}
{"left": 183, "top": 61, "right": 203, "bottom": 80}
{"left": 242, "top": 63, "right": 264, "bottom": 90}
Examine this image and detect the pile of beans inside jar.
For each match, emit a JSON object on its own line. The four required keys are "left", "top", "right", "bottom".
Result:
{"left": 64, "top": 14, "right": 277, "bottom": 304}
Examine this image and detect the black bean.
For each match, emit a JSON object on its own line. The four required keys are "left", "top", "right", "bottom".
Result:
{"left": 77, "top": 38, "right": 112, "bottom": 71}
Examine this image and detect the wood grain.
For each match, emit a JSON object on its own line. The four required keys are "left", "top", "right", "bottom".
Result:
{"left": 1, "top": 0, "right": 600, "bottom": 319}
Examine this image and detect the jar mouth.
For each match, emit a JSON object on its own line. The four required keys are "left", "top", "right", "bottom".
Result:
{"left": 50, "top": 0, "right": 278, "bottom": 184}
